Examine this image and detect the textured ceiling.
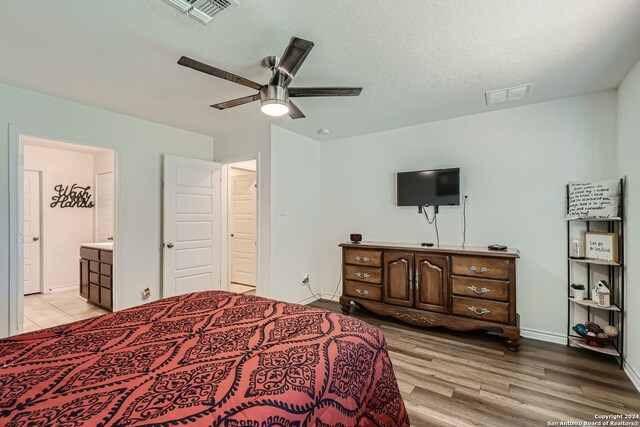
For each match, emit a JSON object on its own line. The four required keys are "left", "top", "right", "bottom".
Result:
{"left": 1, "top": 1, "right": 640, "bottom": 141}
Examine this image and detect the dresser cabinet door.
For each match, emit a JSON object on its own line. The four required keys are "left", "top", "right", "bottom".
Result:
{"left": 383, "top": 252, "right": 414, "bottom": 307}
{"left": 415, "top": 254, "right": 449, "bottom": 313}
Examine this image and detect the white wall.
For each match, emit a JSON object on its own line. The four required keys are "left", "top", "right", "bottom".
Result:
{"left": 617, "top": 58, "right": 640, "bottom": 387}
{"left": 270, "top": 127, "right": 322, "bottom": 303}
{"left": 321, "top": 91, "right": 618, "bottom": 337}
{"left": 214, "top": 125, "right": 272, "bottom": 297}
{"left": 23, "top": 144, "right": 95, "bottom": 292}
{"left": 0, "top": 83, "right": 213, "bottom": 337}
{"left": 95, "top": 149, "right": 114, "bottom": 175}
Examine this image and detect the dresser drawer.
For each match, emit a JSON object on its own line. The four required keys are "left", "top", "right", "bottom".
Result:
{"left": 89, "top": 272, "right": 100, "bottom": 285}
{"left": 343, "top": 248, "right": 382, "bottom": 267}
{"left": 100, "top": 274, "right": 112, "bottom": 289}
{"left": 100, "top": 250, "right": 113, "bottom": 265}
{"left": 344, "top": 280, "right": 382, "bottom": 301}
{"left": 452, "top": 296, "right": 509, "bottom": 324}
{"left": 452, "top": 276, "right": 509, "bottom": 302}
{"left": 100, "top": 263, "right": 112, "bottom": 277}
{"left": 80, "top": 247, "right": 100, "bottom": 262}
{"left": 344, "top": 265, "right": 382, "bottom": 284}
{"left": 89, "top": 261, "right": 100, "bottom": 274}
{"left": 451, "top": 256, "right": 509, "bottom": 280}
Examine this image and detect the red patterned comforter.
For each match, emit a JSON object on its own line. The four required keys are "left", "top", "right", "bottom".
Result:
{"left": 0, "top": 291, "right": 409, "bottom": 426}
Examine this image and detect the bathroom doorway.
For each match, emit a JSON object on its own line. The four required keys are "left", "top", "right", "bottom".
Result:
{"left": 223, "top": 159, "right": 258, "bottom": 296}
{"left": 11, "top": 133, "right": 117, "bottom": 334}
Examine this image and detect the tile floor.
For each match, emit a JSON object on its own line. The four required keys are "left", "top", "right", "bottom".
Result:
{"left": 23, "top": 290, "right": 109, "bottom": 333}
{"left": 229, "top": 283, "right": 256, "bottom": 296}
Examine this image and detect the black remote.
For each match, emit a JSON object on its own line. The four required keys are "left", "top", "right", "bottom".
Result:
{"left": 421, "top": 242, "right": 434, "bottom": 247}
{"left": 488, "top": 244, "right": 508, "bottom": 251}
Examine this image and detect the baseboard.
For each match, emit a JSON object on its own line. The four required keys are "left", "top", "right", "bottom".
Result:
{"left": 520, "top": 327, "right": 567, "bottom": 345}
{"left": 296, "top": 294, "right": 321, "bottom": 305}
{"left": 624, "top": 361, "right": 640, "bottom": 393}
{"left": 45, "top": 284, "right": 78, "bottom": 294}
{"left": 321, "top": 293, "right": 341, "bottom": 302}
{"left": 296, "top": 291, "right": 341, "bottom": 305}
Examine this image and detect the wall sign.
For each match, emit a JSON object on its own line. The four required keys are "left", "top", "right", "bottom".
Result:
{"left": 567, "top": 179, "right": 620, "bottom": 219}
{"left": 50, "top": 184, "right": 94, "bottom": 208}
{"left": 584, "top": 231, "right": 618, "bottom": 263}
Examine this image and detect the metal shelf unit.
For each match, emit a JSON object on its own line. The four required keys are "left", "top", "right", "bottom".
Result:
{"left": 566, "top": 179, "right": 625, "bottom": 368}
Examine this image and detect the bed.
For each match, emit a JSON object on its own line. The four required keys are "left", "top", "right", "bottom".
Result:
{"left": 0, "top": 291, "right": 409, "bottom": 426}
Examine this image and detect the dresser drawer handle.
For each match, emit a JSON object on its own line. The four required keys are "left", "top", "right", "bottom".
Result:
{"left": 354, "top": 256, "right": 370, "bottom": 262}
{"left": 355, "top": 272, "right": 370, "bottom": 279}
{"left": 468, "top": 306, "right": 491, "bottom": 315}
{"left": 468, "top": 286, "right": 490, "bottom": 294}
{"left": 355, "top": 289, "right": 370, "bottom": 296}
{"left": 468, "top": 265, "right": 490, "bottom": 274}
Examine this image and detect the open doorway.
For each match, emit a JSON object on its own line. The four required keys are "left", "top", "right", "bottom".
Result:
{"left": 18, "top": 135, "right": 116, "bottom": 333}
{"left": 224, "top": 159, "right": 258, "bottom": 296}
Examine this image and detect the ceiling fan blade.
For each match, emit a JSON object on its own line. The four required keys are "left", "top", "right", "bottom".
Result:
{"left": 270, "top": 37, "right": 314, "bottom": 86}
{"left": 288, "top": 87, "right": 362, "bottom": 97}
{"left": 178, "top": 56, "right": 263, "bottom": 91}
{"left": 288, "top": 101, "right": 305, "bottom": 119}
{"left": 210, "top": 93, "right": 260, "bottom": 110}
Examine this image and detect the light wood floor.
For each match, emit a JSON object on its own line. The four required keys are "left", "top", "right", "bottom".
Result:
{"left": 310, "top": 300, "right": 640, "bottom": 427}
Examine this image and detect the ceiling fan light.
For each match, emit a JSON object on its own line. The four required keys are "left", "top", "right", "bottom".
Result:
{"left": 261, "top": 99, "right": 289, "bottom": 117}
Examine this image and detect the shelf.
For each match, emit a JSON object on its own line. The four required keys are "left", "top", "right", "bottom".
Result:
{"left": 568, "top": 297, "right": 621, "bottom": 312}
{"left": 565, "top": 217, "right": 621, "bottom": 222}
{"left": 568, "top": 337, "right": 620, "bottom": 356}
{"left": 569, "top": 258, "right": 620, "bottom": 266}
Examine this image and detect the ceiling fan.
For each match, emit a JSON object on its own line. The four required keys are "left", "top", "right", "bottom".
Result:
{"left": 177, "top": 37, "right": 362, "bottom": 119}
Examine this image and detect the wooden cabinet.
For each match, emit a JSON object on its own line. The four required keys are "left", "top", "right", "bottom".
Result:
{"left": 79, "top": 245, "right": 113, "bottom": 311}
{"left": 415, "top": 254, "right": 449, "bottom": 313}
{"left": 383, "top": 252, "right": 414, "bottom": 307}
{"left": 340, "top": 242, "right": 520, "bottom": 351}
{"left": 79, "top": 259, "right": 89, "bottom": 299}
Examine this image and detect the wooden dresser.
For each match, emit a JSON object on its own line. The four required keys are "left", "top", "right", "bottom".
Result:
{"left": 79, "top": 244, "right": 113, "bottom": 311}
{"left": 339, "top": 242, "right": 521, "bottom": 350}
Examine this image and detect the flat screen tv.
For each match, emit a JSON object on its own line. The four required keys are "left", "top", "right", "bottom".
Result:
{"left": 396, "top": 168, "right": 460, "bottom": 207}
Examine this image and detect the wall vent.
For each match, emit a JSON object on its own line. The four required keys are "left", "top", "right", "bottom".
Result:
{"left": 485, "top": 84, "right": 531, "bottom": 106}
{"left": 164, "top": 0, "right": 239, "bottom": 24}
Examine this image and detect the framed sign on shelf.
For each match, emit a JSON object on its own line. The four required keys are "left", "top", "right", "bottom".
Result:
{"left": 583, "top": 231, "right": 618, "bottom": 263}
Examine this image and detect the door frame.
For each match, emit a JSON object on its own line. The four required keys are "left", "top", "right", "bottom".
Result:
{"left": 95, "top": 171, "right": 115, "bottom": 242}
{"left": 219, "top": 153, "right": 260, "bottom": 295}
{"left": 228, "top": 165, "right": 257, "bottom": 287}
{"left": 8, "top": 124, "right": 121, "bottom": 336}
{"left": 23, "top": 168, "right": 44, "bottom": 296}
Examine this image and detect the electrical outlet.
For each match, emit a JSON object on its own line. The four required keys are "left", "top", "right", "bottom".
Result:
{"left": 464, "top": 194, "right": 470, "bottom": 205}
{"left": 142, "top": 287, "right": 151, "bottom": 299}
{"left": 302, "top": 273, "right": 310, "bottom": 286}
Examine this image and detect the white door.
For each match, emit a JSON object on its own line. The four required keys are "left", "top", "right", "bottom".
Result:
{"left": 163, "top": 155, "right": 221, "bottom": 297}
{"left": 96, "top": 172, "right": 114, "bottom": 242}
{"left": 230, "top": 168, "right": 257, "bottom": 286}
{"left": 23, "top": 170, "right": 41, "bottom": 295}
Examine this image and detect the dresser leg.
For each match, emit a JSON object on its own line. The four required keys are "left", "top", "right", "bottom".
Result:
{"left": 506, "top": 339, "right": 520, "bottom": 352}
{"left": 341, "top": 304, "right": 351, "bottom": 315}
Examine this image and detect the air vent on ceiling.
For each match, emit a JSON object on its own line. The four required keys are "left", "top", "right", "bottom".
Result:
{"left": 485, "top": 84, "right": 531, "bottom": 106}
{"left": 164, "top": 0, "right": 239, "bottom": 24}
